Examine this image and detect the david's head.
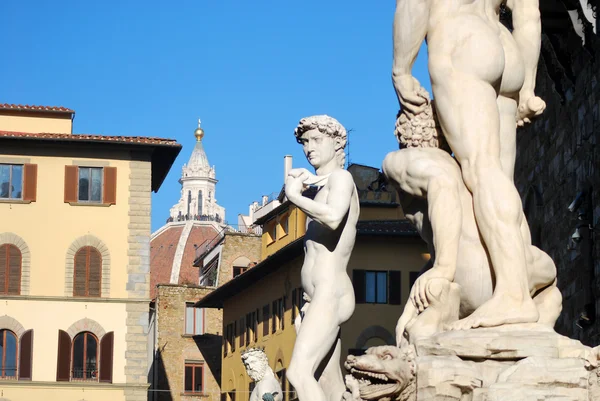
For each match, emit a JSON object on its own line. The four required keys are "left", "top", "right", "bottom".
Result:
{"left": 294, "top": 115, "right": 347, "bottom": 170}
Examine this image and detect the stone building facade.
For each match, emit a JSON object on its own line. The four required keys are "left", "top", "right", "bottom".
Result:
{"left": 0, "top": 104, "right": 180, "bottom": 401}
{"left": 150, "top": 121, "right": 262, "bottom": 400}
{"left": 514, "top": 4, "right": 600, "bottom": 345}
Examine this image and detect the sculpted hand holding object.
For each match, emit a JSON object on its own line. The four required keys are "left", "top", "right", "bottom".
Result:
{"left": 286, "top": 115, "right": 359, "bottom": 401}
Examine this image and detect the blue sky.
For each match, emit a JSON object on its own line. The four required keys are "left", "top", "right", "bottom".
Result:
{"left": 1, "top": 1, "right": 430, "bottom": 232}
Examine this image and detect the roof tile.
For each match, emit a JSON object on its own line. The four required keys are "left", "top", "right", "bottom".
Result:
{"left": 0, "top": 130, "right": 178, "bottom": 146}
{"left": 0, "top": 104, "right": 74, "bottom": 113}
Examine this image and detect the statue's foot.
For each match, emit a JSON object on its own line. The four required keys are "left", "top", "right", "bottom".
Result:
{"left": 447, "top": 293, "right": 539, "bottom": 330}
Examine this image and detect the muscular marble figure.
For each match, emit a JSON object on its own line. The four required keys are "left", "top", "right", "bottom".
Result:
{"left": 285, "top": 115, "right": 359, "bottom": 401}
{"left": 393, "top": 0, "right": 547, "bottom": 329}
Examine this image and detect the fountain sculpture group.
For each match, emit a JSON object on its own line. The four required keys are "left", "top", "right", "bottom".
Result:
{"left": 244, "top": 1, "right": 600, "bottom": 400}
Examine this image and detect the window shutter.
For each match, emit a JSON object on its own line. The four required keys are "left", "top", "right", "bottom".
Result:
{"left": 19, "top": 329, "right": 33, "bottom": 380}
{"left": 103, "top": 167, "right": 117, "bottom": 205}
{"left": 353, "top": 270, "right": 366, "bottom": 304}
{"left": 73, "top": 248, "right": 88, "bottom": 296}
{"left": 388, "top": 271, "right": 402, "bottom": 305}
{"left": 281, "top": 297, "right": 286, "bottom": 330}
{"left": 99, "top": 331, "right": 114, "bottom": 383}
{"left": 7, "top": 245, "right": 21, "bottom": 295}
{"left": 64, "top": 165, "right": 78, "bottom": 203}
{"left": 0, "top": 245, "right": 6, "bottom": 294}
{"left": 56, "top": 330, "right": 71, "bottom": 381}
{"left": 88, "top": 248, "right": 102, "bottom": 297}
{"left": 262, "top": 304, "right": 270, "bottom": 337}
{"left": 22, "top": 164, "right": 37, "bottom": 202}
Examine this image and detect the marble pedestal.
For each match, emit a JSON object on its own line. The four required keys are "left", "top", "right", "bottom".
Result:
{"left": 414, "top": 324, "right": 599, "bottom": 401}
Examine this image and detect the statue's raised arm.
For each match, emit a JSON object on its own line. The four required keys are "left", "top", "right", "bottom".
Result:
{"left": 392, "top": 0, "right": 430, "bottom": 115}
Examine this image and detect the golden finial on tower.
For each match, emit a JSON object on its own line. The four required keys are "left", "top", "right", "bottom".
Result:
{"left": 194, "top": 118, "right": 205, "bottom": 141}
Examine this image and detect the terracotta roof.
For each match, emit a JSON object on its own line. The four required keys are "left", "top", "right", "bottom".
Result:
{"left": 0, "top": 130, "right": 178, "bottom": 146}
{"left": 150, "top": 223, "right": 220, "bottom": 299}
{"left": 0, "top": 104, "right": 74, "bottom": 113}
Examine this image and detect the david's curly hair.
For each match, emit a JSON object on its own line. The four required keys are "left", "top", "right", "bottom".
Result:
{"left": 294, "top": 115, "right": 347, "bottom": 169}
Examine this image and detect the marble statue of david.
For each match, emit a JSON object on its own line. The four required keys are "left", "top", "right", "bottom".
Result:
{"left": 285, "top": 115, "right": 359, "bottom": 401}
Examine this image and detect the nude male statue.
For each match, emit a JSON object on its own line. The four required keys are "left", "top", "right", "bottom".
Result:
{"left": 393, "top": 0, "right": 547, "bottom": 329}
{"left": 285, "top": 115, "right": 359, "bottom": 401}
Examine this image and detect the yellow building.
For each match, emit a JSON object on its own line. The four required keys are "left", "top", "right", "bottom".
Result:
{"left": 0, "top": 104, "right": 180, "bottom": 401}
{"left": 196, "top": 163, "right": 429, "bottom": 401}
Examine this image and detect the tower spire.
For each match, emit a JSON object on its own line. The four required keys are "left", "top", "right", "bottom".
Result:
{"left": 194, "top": 118, "right": 205, "bottom": 141}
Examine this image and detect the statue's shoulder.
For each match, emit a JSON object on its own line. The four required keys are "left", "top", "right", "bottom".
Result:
{"left": 328, "top": 169, "right": 354, "bottom": 185}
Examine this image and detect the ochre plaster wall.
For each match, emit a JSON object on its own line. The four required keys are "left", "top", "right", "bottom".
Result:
{"left": 0, "top": 299, "right": 128, "bottom": 382}
{"left": 0, "top": 113, "right": 73, "bottom": 134}
{"left": 0, "top": 153, "right": 131, "bottom": 298}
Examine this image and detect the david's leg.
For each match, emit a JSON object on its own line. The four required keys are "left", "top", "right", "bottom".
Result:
{"left": 317, "top": 336, "right": 345, "bottom": 401}
{"left": 287, "top": 296, "right": 340, "bottom": 401}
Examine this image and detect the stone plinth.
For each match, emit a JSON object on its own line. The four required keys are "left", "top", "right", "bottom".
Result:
{"left": 414, "top": 324, "right": 599, "bottom": 401}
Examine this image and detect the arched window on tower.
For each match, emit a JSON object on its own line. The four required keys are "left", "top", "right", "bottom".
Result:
{"left": 187, "top": 191, "right": 192, "bottom": 218}
{"left": 198, "top": 190, "right": 203, "bottom": 216}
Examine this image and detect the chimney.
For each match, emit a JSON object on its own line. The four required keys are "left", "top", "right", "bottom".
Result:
{"left": 284, "top": 155, "right": 293, "bottom": 181}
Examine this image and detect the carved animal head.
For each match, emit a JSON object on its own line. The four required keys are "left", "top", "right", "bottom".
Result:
{"left": 241, "top": 347, "right": 269, "bottom": 382}
{"left": 344, "top": 345, "right": 416, "bottom": 401}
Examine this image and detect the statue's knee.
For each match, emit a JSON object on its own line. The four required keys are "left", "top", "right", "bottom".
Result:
{"left": 425, "top": 278, "right": 449, "bottom": 301}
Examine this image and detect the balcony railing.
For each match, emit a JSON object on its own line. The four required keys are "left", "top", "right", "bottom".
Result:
{"left": 194, "top": 224, "right": 262, "bottom": 263}
{"left": 166, "top": 213, "right": 224, "bottom": 224}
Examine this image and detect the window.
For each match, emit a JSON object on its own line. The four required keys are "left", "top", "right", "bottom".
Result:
{"left": 233, "top": 266, "right": 247, "bottom": 278}
{"left": 245, "top": 313, "right": 252, "bottom": 346}
{"left": 0, "top": 329, "right": 17, "bottom": 378}
{"left": 0, "top": 164, "right": 22, "bottom": 200}
{"left": 64, "top": 166, "right": 116, "bottom": 205}
{"left": 73, "top": 246, "right": 102, "bottom": 297}
{"left": 72, "top": 332, "right": 98, "bottom": 380}
{"left": 262, "top": 304, "right": 270, "bottom": 337}
{"left": 185, "top": 304, "right": 204, "bottom": 335}
{"left": 266, "top": 222, "right": 277, "bottom": 243}
{"left": 280, "top": 215, "right": 289, "bottom": 237}
{"left": 232, "top": 321, "right": 237, "bottom": 352}
{"left": 365, "top": 271, "right": 387, "bottom": 303}
{"left": 292, "top": 288, "right": 304, "bottom": 323}
{"left": 184, "top": 362, "right": 204, "bottom": 394}
{"left": 276, "top": 368, "right": 287, "bottom": 400}
{"left": 353, "top": 270, "right": 401, "bottom": 305}
{"left": 0, "top": 244, "right": 21, "bottom": 295}
{"left": 78, "top": 167, "right": 103, "bottom": 202}
{"left": 224, "top": 323, "right": 235, "bottom": 356}
{"left": 238, "top": 317, "right": 246, "bottom": 349}
{"left": 57, "top": 330, "right": 113, "bottom": 382}
{"left": 272, "top": 298, "right": 284, "bottom": 334}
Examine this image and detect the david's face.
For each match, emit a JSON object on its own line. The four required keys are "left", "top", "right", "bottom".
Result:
{"left": 298, "top": 129, "right": 336, "bottom": 169}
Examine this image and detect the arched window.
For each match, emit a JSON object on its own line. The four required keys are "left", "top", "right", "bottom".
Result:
{"left": 0, "top": 329, "right": 18, "bottom": 378}
{"left": 187, "top": 190, "right": 192, "bottom": 217}
{"left": 198, "top": 190, "right": 203, "bottom": 216}
{"left": 72, "top": 332, "right": 98, "bottom": 381}
{"left": 73, "top": 247, "right": 102, "bottom": 297}
{"left": 0, "top": 244, "right": 21, "bottom": 295}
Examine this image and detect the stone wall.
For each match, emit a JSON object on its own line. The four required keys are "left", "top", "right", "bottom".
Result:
{"left": 155, "top": 285, "right": 223, "bottom": 401}
{"left": 126, "top": 159, "right": 152, "bottom": 401}
{"left": 514, "top": 28, "right": 600, "bottom": 346}
{"left": 217, "top": 233, "right": 262, "bottom": 287}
